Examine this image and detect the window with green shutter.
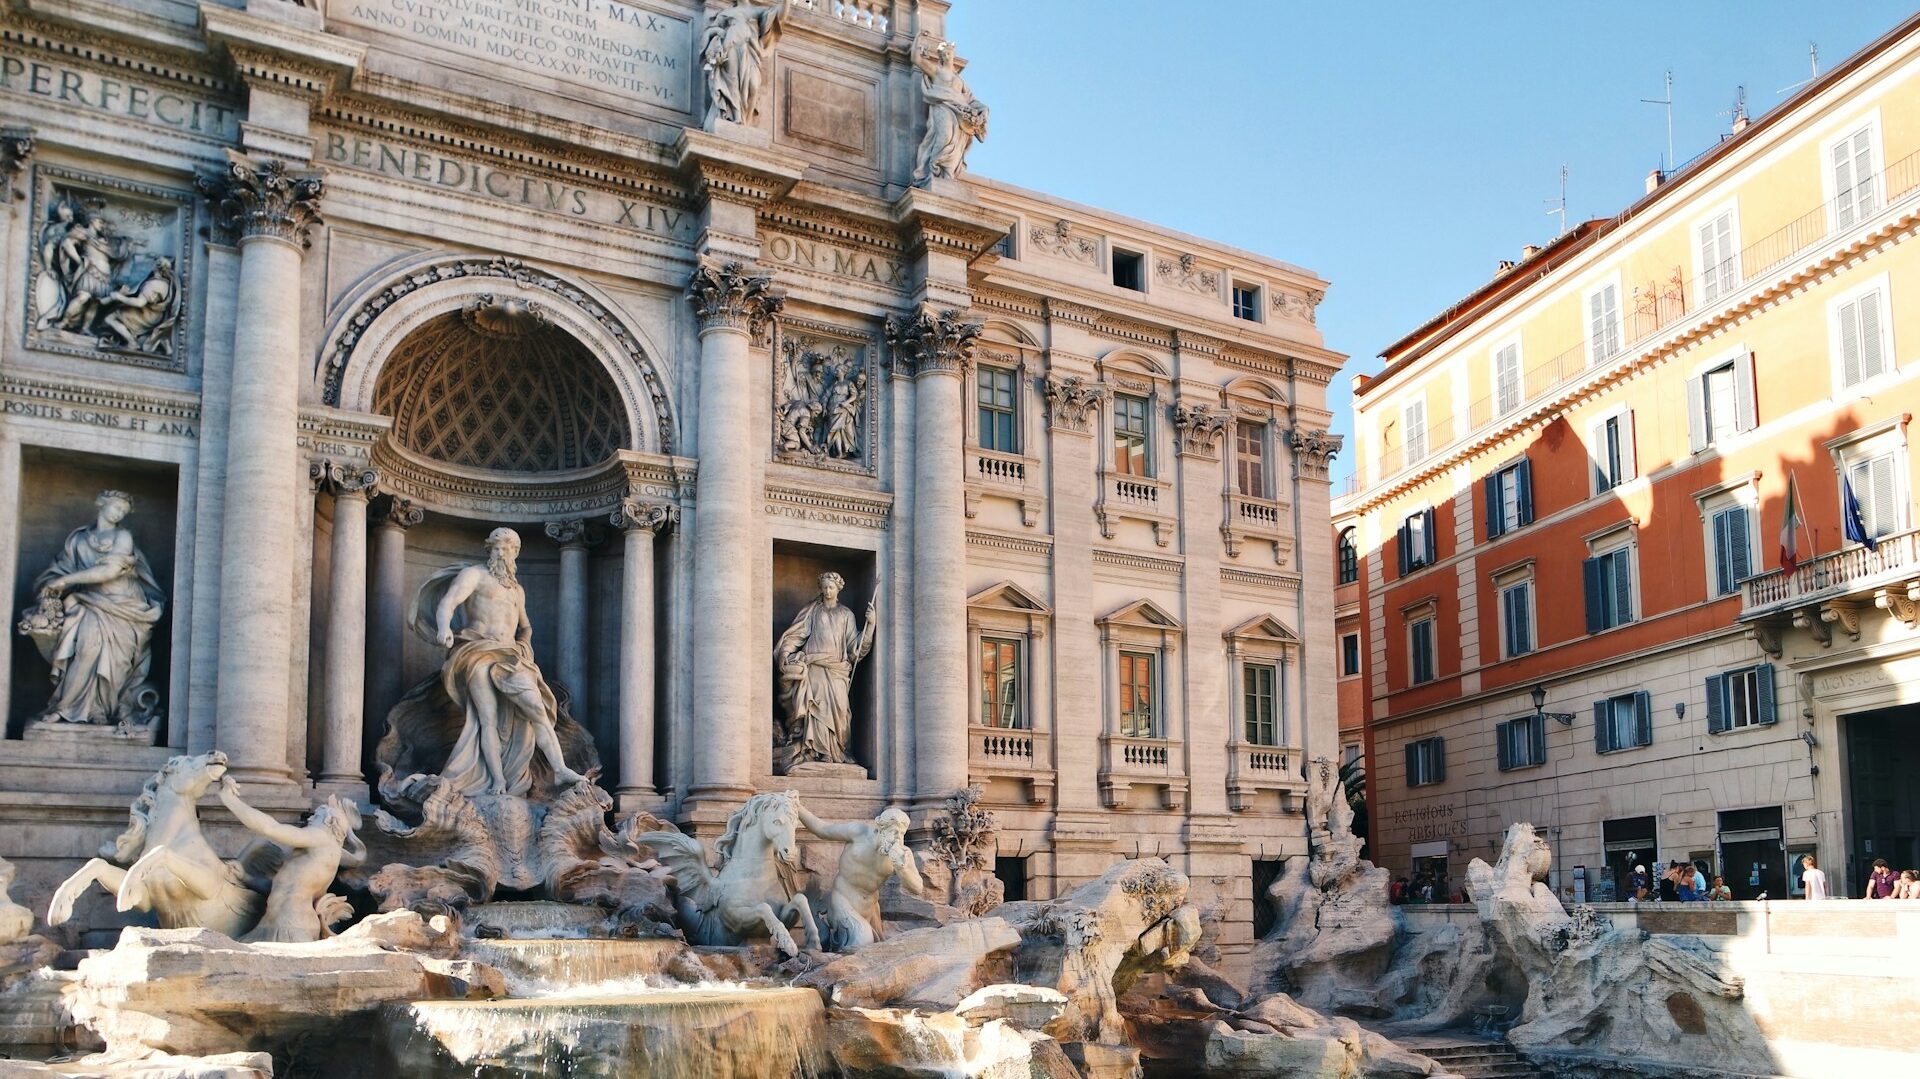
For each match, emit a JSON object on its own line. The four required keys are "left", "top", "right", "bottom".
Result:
{"left": 1594, "top": 691, "right": 1652, "bottom": 753}
{"left": 1706, "top": 664, "right": 1777, "bottom": 733}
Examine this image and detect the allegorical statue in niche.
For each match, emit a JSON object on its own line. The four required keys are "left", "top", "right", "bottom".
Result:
{"left": 774, "top": 572, "right": 876, "bottom": 772}
{"left": 910, "top": 31, "right": 989, "bottom": 186}
{"left": 701, "top": 0, "right": 789, "bottom": 127}
{"left": 411, "top": 527, "right": 588, "bottom": 796}
{"left": 17, "top": 490, "right": 165, "bottom": 729}
{"left": 797, "top": 805, "right": 923, "bottom": 951}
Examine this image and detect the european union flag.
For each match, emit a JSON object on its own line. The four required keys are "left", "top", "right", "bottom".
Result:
{"left": 1843, "top": 473, "right": 1879, "bottom": 552}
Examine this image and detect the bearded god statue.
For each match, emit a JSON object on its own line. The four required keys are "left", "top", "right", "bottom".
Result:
{"left": 774, "top": 572, "right": 875, "bottom": 774}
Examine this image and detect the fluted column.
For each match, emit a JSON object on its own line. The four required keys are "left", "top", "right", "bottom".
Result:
{"left": 313, "top": 461, "right": 377, "bottom": 793}
{"left": 685, "top": 262, "right": 782, "bottom": 825}
{"left": 888, "top": 308, "right": 981, "bottom": 804}
{"left": 545, "top": 519, "right": 592, "bottom": 705}
{"left": 197, "top": 151, "right": 323, "bottom": 785}
{"left": 365, "top": 495, "right": 423, "bottom": 770}
{"left": 612, "top": 497, "right": 676, "bottom": 808}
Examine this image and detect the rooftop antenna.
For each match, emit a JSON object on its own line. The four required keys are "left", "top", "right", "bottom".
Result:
{"left": 1719, "top": 85, "right": 1748, "bottom": 135}
{"left": 1544, "top": 165, "right": 1568, "bottom": 235}
{"left": 1777, "top": 43, "right": 1819, "bottom": 96}
{"left": 1641, "top": 69, "right": 1674, "bottom": 171}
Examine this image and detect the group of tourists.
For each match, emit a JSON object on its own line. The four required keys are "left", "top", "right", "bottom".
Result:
{"left": 1860, "top": 859, "right": 1920, "bottom": 899}
{"left": 1388, "top": 872, "right": 1458, "bottom": 905}
{"left": 1625, "top": 860, "right": 1731, "bottom": 903}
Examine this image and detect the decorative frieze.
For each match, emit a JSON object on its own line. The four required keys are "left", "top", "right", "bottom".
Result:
{"left": 1042, "top": 373, "right": 1107, "bottom": 433}
{"left": 1027, "top": 219, "right": 1099, "bottom": 266}
{"left": 885, "top": 307, "right": 981, "bottom": 377}
{"left": 1155, "top": 253, "right": 1218, "bottom": 295}
{"left": 1, "top": 371, "right": 198, "bottom": 438}
{"left": 1272, "top": 288, "right": 1323, "bottom": 324}
{"left": 1173, "top": 402, "right": 1231, "bottom": 457}
{"left": 687, "top": 260, "right": 782, "bottom": 339}
{"left": 26, "top": 167, "right": 194, "bottom": 371}
{"left": 764, "top": 482, "right": 892, "bottom": 531}
{"left": 1288, "top": 428, "right": 1343, "bottom": 480}
{"left": 773, "top": 331, "right": 873, "bottom": 473}
{"left": 196, "top": 150, "right": 323, "bottom": 247}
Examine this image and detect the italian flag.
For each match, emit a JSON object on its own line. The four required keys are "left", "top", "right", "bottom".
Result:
{"left": 1780, "top": 471, "right": 1805, "bottom": 575}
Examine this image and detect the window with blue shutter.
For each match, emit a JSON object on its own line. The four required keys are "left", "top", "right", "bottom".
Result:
{"left": 1485, "top": 473, "right": 1505, "bottom": 540}
{"left": 1706, "top": 664, "right": 1777, "bottom": 732}
{"left": 1410, "top": 617, "right": 1436, "bottom": 685}
{"left": 1407, "top": 737, "right": 1447, "bottom": 787}
{"left": 1583, "top": 547, "right": 1633, "bottom": 632}
{"left": 1486, "top": 461, "right": 1534, "bottom": 540}
{"left": 1501, "top": 581, "right": 1533, "bottom": 657}
{"left": 1594, "top": 693, "right": 1651, "bottom": 753}
{"left": 1711, "top": 506, "right": 1753, "bottom": 596}
{"left": 1497, "top": 715, "right": 1546, "bottom": 771}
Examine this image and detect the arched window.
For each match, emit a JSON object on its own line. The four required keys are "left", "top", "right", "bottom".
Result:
{"left": 1338, "top": 528, "right": 1359, "bottom": 584}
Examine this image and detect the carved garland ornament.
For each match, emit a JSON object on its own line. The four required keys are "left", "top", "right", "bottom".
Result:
{"left": 1172, "top": 402, "right": 1231, "bottom": 457}
{"left": 1042, "top": 373, "right": 1108, "bottom": 432}
{"left": 196, "top": 151, "right": 324, "bottom": 247}
{"left": 885, "top": 308, "right": 981, "bottom": 376}
{"left": 687, "top": 261, "right": 783, "bottom": 340}
{"left": 1288, "top": 428, "right": 1342, "bottom": 480}
{"left": 1027, "top": 219, "right": 1099, "bottom": 267}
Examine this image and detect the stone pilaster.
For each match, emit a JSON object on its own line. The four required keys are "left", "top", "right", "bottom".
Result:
{"left": 365, "top": 495, "right": 423, "bottom": 770}
{"left": 312, "top": 460, "right": 377, "bottom": 796}
{"left": 544, "top": 518, "right": 593, "bottom": 705}
{"left": 1289, "top": 427, "right": 1343, "bottom": 761}
{"left": 197, "top": 151, "right": 323, "bottom": 785}
{"left": 1173, "top": 381, "right": 1231, "bottom": 819}
{"left": 612, "top": 497, "right": 676, "bottom": 809}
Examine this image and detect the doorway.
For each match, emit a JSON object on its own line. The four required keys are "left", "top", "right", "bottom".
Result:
{"left": 1602, "top": 815, "right": 1657, "bottom": 902}
{"left": 1718, "top": 806, "right": 1784, "bottom": 901}
{"left": 1845, "top": 704, "right": 1920, "bottom": 896}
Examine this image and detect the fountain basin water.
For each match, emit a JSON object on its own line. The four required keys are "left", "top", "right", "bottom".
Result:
{"left": 381, "top": 985, "right": 830, "bottom": 1079}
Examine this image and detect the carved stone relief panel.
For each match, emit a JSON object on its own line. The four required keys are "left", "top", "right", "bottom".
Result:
{"left": 772, "top": 321, "right": 876, "bottom": 475}
{"left": 1027, "top": 219, "right": 1100, "bottom": 267}
{"left": 1154, "top": 253, "right": 1218, "bottom": 296}
{"left": 25, "top": 167, "right": 193, "bottom": 371}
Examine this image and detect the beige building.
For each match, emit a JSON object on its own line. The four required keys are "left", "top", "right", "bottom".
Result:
{"left": 0, "top": 0, "right": 1343, "bottom": 969}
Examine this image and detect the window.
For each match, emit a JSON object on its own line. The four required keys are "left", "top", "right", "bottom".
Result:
{"left": 979, "top": 637, "right": 1023, "bottom": 729}
{"left": 1243, "top": 662, "right": 1278, "bottom": 745}
{"left": 1341, "top": 743, "right": 1362, "bottom": 767}
{"left": 992, "top": 230, "right": 1017, "bottom": 259}
{"left": 1402, "top": 399, "right": 1428, "bottom": 461}
{"left": 1698, "top": 210, "right": 1739, "bottom": 304}
{"left": 1113, "top": 393, "right": 1152, "bottom": 476}
{"left": 1831, "top": 123, "right": 1878, "bottom": 230}
{"left": 1232, "top": 283, "right": 1261, "bottom": 321}
{"left": 1709, "top": 504, "right": 1754, "bottom": 596}
{"left": 1406, "top": 736, "right": 1445, "bottom": 787}
{"left": 1409, "top": 615, "right": 1436, "bottom": 685}
{"left": 1707, "top": 663, "right": 1777, "bottom": 733}
{"left": 1484, "top": 459, "right": 1534, "bottom": 539}
{"left": 1686, "top": 353, "right": 1755, "bottom": 452}
{"left": 1236, "top": 421, "right": 1269, "bottom": 497}
{"left": 1845, "top": 449, "right": 1901, "bottom": 541}
{"left": 1590, "top": 411, "right": 1635, "bottom": 493}
{"left": 1340, "top": 632, "right": 1362, "bottom": 677}
{"left": 1497, "top": 715, "right": 1546, "bottom": 771}
{"left": 1494, "top": 341, "right": 1522, "bottom": 416}
{"left": 976, "top": 366, "right": 1019, "bottom": 452}
{"left": 1397, "top": 508, "right": 1437, "bottom": 576}
{"left": 1582, "top": 543, "right": 1634, "bottom": 632}
{"left": 1593, "top": 691, "right": 1652, "bottom": 753}
{"left": 1112, "top": 248, "right": 1145, "bottom": 291}
{"left": 1118, "top": 650, "right": 1158, "bottom": 738}
{"left": 1500, "top": 578, "right": 1534, "bottom": 658}
{"left": 1834, "top": 284, "right": 1891, "bottom": 389}
{"left": 1587, "top": 281, "right": 1622, "bottom": 363}
{"left": 1337, "top": 528, "right": 1359, "bottom": 584}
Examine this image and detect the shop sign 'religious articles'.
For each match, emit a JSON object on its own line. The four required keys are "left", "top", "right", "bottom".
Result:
{"left": 328, "top": 0, "right": 693, "bottom": 113}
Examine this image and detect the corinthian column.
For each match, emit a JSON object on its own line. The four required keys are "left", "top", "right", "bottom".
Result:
{"left": 312, "top": 461, "right": 377, "bottom": 794}
{"left": 197, "top": 151, "right": 323, "bottom": 785}
{"left": 685, "top": 262, "right": 782, "bottom": 826}
{"left": 545, "top": 519, "right": 592, "bottom": 705}
{"left": 612, "top": 497, "right": 676, "bottom": 809}
{"left": 887, "top": 308, "right": 982, "bottom": 805}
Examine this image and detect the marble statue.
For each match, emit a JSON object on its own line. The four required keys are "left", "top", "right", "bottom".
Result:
{"left": 98, "top": 255, "right": 178, "bottom": 354}
{"left": 823, "top": 362, "right": 867, "bottom": 461}
{"left": 28, "top": 197, "right": 77, "bottom": 332}
{"left": 776, "top": 340, "right": 867, "bottom": 463}
{"left": 701, "top": 0, "right": 789, "bottom": 127}
{"left": 27, "top": 191, "right": 181, "bottom": 357}
{"left": 910, "top": 31, "right": 989, "bottom": 186}
{"left": 412, "top": 527, "right": 588, "bottom": 797}
{"left": 797, "top": 805, "right": 924, "bottom": 952}
{"left": 217, "top": 782, "right": 364, "bottom": 943}
{"left": 641, "top": 791, "right": 820, "bottom": 957}
{"left": 774, "top": 572, "right": 876, "bottom": 773}
{"left": 17, "top": 489, "right": 165, "bottom": 729}
{"left": 0, "top": 856, "right": 32, "bottom": 945}
{"left": 47, "top": 752, "right": 272, "bottom": 936}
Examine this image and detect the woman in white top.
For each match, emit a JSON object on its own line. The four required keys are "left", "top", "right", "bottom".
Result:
{"left": 1800, "top": 854, "right": 1830, "bottom": 901}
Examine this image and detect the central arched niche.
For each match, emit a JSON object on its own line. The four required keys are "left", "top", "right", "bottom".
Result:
{"left": 372, "top": 299, "right": 631, "bottom": 473}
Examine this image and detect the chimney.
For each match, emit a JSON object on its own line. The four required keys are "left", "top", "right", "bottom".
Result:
{"left": 1520, "top": 244, "right": 1542, "bottom": 261}
{"left": 1731, "top": 113, "right": 1750, "bottom": 135}
{"left": 1350, "top": 373, "right": 1372, "bottom": 395}
{"left": 1645, "top": 168, "right": 1663, "bottom": 194}
{"left": 1496, "top": 259, "right": 1517, "bottom": 275}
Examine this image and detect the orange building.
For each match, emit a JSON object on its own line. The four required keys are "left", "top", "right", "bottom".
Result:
{"left": 1338, "top": 13, "right": 1920, "bottom": 901}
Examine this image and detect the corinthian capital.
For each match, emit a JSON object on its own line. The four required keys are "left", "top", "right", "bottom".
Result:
{"left": 310, "top": 459, "right": 379, "bottom": 497}
{"left": 1041, "top": 373, "right": 1107, "bottom": 432}
{"left": 1288, "top": 428, "right": 1343, "bottom": 481}
{"left": 197, "top": 150, "right": 325, "bottom": 247}
{"left": 885, "top": 307, "right": 982, "bottom": 377}
{"left": 611, "top": 497, "right": 678, "bottom": 535}
{"left": 687, "top": 261, "right": 782, "bottom": 339}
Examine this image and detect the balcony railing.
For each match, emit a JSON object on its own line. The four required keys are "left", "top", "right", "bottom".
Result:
{"left": 1227, "top": 741, "right": 1306, "bottom": 812}
{"left": 1359, "top": 147, "right": 1920, "bottom": 492}
{"left": 967, "top": 446, "right": 1037, "bottom": 491}
{"left": 1741, "top": 528, "right": 1920, "bottom": 618}
{"left": 1227, "top": 492, "right": 1287, "bottom": 532}
{"left": 967, "top": 724, "right": 1053, "bottom": 804}
{"left": 1099, "top": 733, "right": 1188, "bottom": 809}
{"left": 792, "top": 0, "right": 890, "bottom": 33}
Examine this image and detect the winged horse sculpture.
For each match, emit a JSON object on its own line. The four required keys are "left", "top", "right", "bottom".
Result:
{"left": 641, "top": 790, "right": 820, "bottom": 957}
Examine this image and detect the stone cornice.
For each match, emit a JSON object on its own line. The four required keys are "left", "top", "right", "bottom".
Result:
{"left": 674, "top": 128, "right": 806, "bottom": 208}
{"left": 1092, "top": 548, "right": 1185, "bottom": 578}
{"left": 1221, "top": 567, "right": 1302, "bottom": 593}
{"left": 966, "top": 530, "right": 1053, "bottom": 557}
{"left": 1, "top": 370, "right": 199, "bottom": 425}
{"left": 759, "top": 205, "right": 903, "bottom": 254}
{"left": 297, "top": 406, "right": 390, "bottom": 464}
{"left": 199, "top": 6, "right": 364, "bottom": 98}
{"left": 892, "top": 186, "right": 1010, "bottom": 263}
{"left": 0, "top": 22, "right": 232, "bottom": 93}
{"left": 764, "top": 482, "right": 892, "bottom": 531}
{"left": 972, "top": 288, "right": 1045, "bottom": 321}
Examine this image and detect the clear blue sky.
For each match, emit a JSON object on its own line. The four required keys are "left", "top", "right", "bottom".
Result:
{"left": 946, "top": 1, "right": 1918, "bottom": 481}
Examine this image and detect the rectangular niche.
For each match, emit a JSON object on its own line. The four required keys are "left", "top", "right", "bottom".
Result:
{"left": 24, "top": 166, "right": 195, "bottom": 372}
{"left": 771, "top": 540, "right": 878, "bottom": 776}
{"left": 9, "top": 447, "right": 180, "bottom": 742}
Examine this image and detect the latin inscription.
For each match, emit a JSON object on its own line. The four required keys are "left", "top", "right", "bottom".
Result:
{"left": 0, "top": 54, "right": 238, "bottom": 140}
{"left": 2, "top": 398, "right": 196, "bottom": 438}
{"left": 320, "top": 132, "right": 691, "bottom": 239}
{"left": 329, "top": 0, "right": 692, "bottom": 112}
{"left": 764, "top": 234, "right": 903, "bottom": 288}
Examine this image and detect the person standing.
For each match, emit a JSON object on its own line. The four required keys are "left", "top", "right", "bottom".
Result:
{"left": 1866, "top": 858, "right": 1898, "bottom": 899}
{"left": 1800, "top": 854, "right": 1830, "bottom": 901}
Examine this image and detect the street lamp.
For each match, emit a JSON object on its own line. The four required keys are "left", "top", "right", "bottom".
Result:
{"left": 1531, "top": 684, "right": 1576, "bottom": 726}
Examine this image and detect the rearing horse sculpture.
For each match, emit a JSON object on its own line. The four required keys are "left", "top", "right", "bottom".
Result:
{"left": 642, "top": 791, "right": 820, "bottom": 957}
{"left": 47, "top": 751, "right": 273, "bottom": 936}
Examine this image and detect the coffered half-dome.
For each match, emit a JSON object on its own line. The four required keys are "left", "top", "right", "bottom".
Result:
{"left": 371, "top": 300, "right": 631, "bottom": 473}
